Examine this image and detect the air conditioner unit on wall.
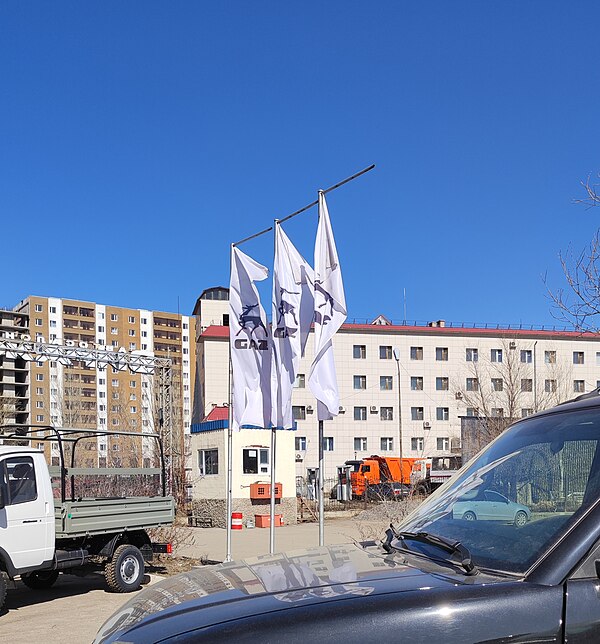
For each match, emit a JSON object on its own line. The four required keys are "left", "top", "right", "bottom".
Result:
{"left": 306, "top": 405, "right": 313, "bottom": 413}
{"left": 295, "top": 453, "right": 304, "bottom": 461}
{"left": 423, "top": 421, "right": 432, "bottom": 429}
{"left": 370, "top": 405, "right": 378, "bottom": 413}
{"left": 338, "top": 406, "right": 346, "bottom": 413}
{"left": 455, "top": 392, "right": 463, "bottom": 400}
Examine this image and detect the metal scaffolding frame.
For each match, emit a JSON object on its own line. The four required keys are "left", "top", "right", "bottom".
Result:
{"left": 0, "top": 338, "right": 174, "bottom": 492}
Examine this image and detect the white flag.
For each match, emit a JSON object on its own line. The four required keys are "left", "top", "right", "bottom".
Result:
{"left": 272, "top": 224, "right": 314, "bottom": 429}
{"left": 230, "top": 246, "right": 273, "bottom": 430}
{"left": 308, "top": 191, "right": 347, "bottom": 420}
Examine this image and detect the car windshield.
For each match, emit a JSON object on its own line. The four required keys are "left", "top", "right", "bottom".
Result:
{"left": 398, "top": 405, "right": 600, "bottom": 574}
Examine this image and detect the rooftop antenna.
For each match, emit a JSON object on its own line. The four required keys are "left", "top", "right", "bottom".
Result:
{"left": 403, "top": 287, "right": 407, "bottom": 324}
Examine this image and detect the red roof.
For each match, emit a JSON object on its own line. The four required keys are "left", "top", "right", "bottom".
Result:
{"left": 200, "top": 325, "right": 230, "bottom": 338}
{"left": 200, "top": 323, "right": 599, "bottom": 341}
{"left": 206, "top": 406, "right": 229, "bottom": 421}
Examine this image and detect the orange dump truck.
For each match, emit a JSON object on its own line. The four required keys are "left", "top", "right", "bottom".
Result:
{"left": 338, "top": 455, "right": 418, "bottom": 500}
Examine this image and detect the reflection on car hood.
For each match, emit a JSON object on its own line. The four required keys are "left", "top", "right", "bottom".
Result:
{"left": 95, "top": 542, "right": 499, "bottom": 643}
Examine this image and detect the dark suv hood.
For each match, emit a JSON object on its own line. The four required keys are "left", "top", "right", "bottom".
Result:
{"left": 95, "top": 542, "right": 500, "bottom": 643}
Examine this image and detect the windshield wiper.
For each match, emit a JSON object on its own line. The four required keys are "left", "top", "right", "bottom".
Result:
{"left": 383, "top": 525, "right": 478, "bottom": 576}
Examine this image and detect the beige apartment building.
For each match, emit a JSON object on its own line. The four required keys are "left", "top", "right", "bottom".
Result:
{"left": 193, "top": 287, "right": 600, "bottom": 483}
{"left": 1, "top": 296, "right": 196, "bottom": 470}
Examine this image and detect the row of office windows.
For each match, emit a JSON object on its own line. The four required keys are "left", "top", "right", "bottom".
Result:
{"left": 352, "top": 344, "right": 597, "bottom": 366}
{"left": 294, "top": 436, "right": 451, "bottom": 453}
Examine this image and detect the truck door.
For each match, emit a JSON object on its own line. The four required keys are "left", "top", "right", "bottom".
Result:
{"left": 0, "top": 455, "right": 50, "bottom": 571}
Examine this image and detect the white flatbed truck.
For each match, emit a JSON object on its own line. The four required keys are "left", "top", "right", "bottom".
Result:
{"left": 0, "top": 425, "right": 175, "bottom": 611}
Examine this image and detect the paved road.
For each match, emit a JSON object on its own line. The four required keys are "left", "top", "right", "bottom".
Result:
{"left": 1, "top": 516, "right": 379, "bottom": 643}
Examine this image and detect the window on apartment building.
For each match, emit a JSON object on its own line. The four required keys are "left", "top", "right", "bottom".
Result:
{"left": 436, "top": 347, "right": 448, "bottom": 361}
{"left": 411, "top": 437, "right": 424, "bottom": 451}
{"left": 410, "top": 346, "right": 423, "bottom": 360}
{"left": 436, "top": 377, "right": 449, "bottom": 391}
{"left": 130, "top": 380, "right": 136, "bottom": 387}
{"left": 49, "top": 306, "right": 56, "bottom": 314}
{"left": 354, "top": 407, "right": 367, "bottom": 421}
{"left": 36, "top": 401, "right": 44, "bottom": 409}
{"left": 545, "top": 379, "right": 557, "bottom": 393}
{"left": 242, "top": 448, "right": 269, "bottom": 474}
{"left": 466, "top": 348, "right": 478, "bottom": 362}
{"left": 545, "top": 351, "right": 556, "bottom": 364}
{"left": 183, "top": 322, "right": 188, "bottom": 329}
{"left": 466, "top": 407, "right": 479, "bottom": 417}
{"left": 573, "top": 351, "right": 585, "bottom": 365}
{"left": 491, "top": 349, "right": 503, "bottom": 363}
{"left": 353, "top": 375, "right": 367, "bottom": 390}
{"left": 141, "top": 317, "right": 147, "bottom": 324}
{"left": 183, "top": 336, "right": 188, "bottom": 342}
{"left": 112, "top": 379, "right": 119, "bottom": 387}
{"left": 97, "top": 325, "right": 104, "bottom": 333}
{"left": 380, "top": 407, "right": 394, "bottom": 421}
{"left": 129, "top": 406, "right": 136, "bottom": 413}
{"left": 98, "top": 392, "right": 106, "bottom": 398}
{"left": 323, "top": 437, "right": 334, "bottom": 452}
{"left": 111, "top": 328, "right": 118, "bottom": 335}
{"left": 294, "top": 436, "right": 307, "bottom": 452}
{"left": 36, "top": 374, "right": 44, "bottom": 381}
{"left": 49, "top": 320, "right": 57, "bottom": 328}
{"left": 574, "top": 380, "right": 585, "bottom": 393}
{"left": 292, "top": 406, "right": 306, "bottom": 421}
{"left": 491, "top": 408, "right": 504, "bottom": 418}
{"left": 35, "top": 304, "right": 43, "bottom": 312}
{"left": 380, "top": 346, "right": 392, "bottom": 359}
{"left": 129, "top": 343, "right": 136, "bottom": 350}
{"left": 354, "top": 437, "right": 367, "bottom": 451}
{"left": 436, "top": 407, "right": 449, "bottom": 421}
{"left": 36, "top": 414, "right": 44, "bottom": 422}
{"left": 520, "top": 350, "right": 532, "bottom": 363}
{"left": 294, "top": 374, "right": 305, "bottom": 388}
{"left": 466, "top": 377, "right": 478, "bottom": 391}
{"left": 437, "top": 437, "right": 450, "bottom": 451}
{"left": 36, "top": 387, "right": 43, "bottom": 395}
{"left": 521, "top": 379, "right": 533, "bottom": 392}
{"left": 141, "top": 331, "right": 148, "bottom": 338}
{"left": 111, "top": 314, "right": 118, "bottom": 321}
{"left": 129, "top": 329, "right": 135, "bottom": 336}
{"left": 380, "top": 376, "right": 393, "bottom": 391}
{"left": 198, "top": 449, "right": 218, "bottom": 475}
{"left": 98, "top": 378, "right": 106, "bottom": 385}
{"left": 141, "top": 344, "right": 148, "bottom": 350}
{"left": 49, "top": 334, "right": 57, "bottom": 341}
{"left": 380, "top": 437, "right": 394, "bottom": 451}
{"left": 411, "top": 376, "right": 423, "bottom": 391}
{"left": 35, "top": 318, "right": 42, "bottom": 326}
{"left": 353, "top": 345, "right": 366, "bottom": 359}
{"left": 522, "top": 408, "right": 534, "bottom": 418}
{"left": 112, "top": 392, "right": 119, "bottom": 400}
{"left": 128, "top": 316, "right": 135, "bottom": 323}
{"left": 491, "top": 378, "right": 504, "bottom": 392}
{"left": 411, "top": 407, "right": 424, "bottom": 421}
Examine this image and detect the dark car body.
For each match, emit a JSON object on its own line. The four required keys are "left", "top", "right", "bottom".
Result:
{"left": 96, "top": 394, "right": 600, "bottom": 643}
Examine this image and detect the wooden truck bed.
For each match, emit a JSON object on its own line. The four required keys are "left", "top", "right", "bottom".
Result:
{"left": 54, "top": 496, "right": 175, "bottom": 539}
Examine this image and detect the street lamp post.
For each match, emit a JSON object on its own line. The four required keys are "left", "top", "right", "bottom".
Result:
{"left": 393, "top": 348, "right": 404, "bottom": 487}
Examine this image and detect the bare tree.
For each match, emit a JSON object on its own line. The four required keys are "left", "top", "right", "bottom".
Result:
{"left": 547, "top": 171, "right": 600, "bottom": 331}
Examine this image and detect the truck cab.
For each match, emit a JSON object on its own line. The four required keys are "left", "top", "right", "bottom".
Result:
{"left": 0, "top": 447, "right": 55, "bottom": 576}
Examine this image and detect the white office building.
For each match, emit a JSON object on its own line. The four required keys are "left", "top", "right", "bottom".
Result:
{"left": 193, "top": 287, "right": 600, "bottom": 481}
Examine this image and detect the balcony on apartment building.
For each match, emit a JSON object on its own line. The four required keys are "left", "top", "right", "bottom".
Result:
{"left": 154, "top": 317, "right": 181, "bottom": 329}
{"left": 63, "top": 306, "right": 94, "bottom": 318}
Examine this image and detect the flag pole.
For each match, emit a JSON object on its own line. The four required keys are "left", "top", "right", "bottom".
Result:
{"left": 277, "top": 164, "right": 375, "bottom": 225}
{"left": 269, "top": 220, "right": 279, "bottom": 555}
{"left": 226, "top": 245, "right": 234, "bottom": 562}
{"left": 318, "top": 419, "right": 324, "bottom": 546}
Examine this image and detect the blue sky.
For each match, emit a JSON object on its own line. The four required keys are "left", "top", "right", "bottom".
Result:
{"left": 1, "top": 2, "right": 599, "bottom": 327}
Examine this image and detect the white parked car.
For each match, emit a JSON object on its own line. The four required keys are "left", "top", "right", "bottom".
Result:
{"left": 453, "top": 490, "right": 531, "bottom": 527}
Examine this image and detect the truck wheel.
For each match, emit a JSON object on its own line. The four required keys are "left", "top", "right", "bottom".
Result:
{"left": 0, "top": 574, "right": 6, "bottom": 611}
{"left": 21, "top": 570, "right": 59, "bottom": 590}
{"left": 105, "top": 544, "right": 145, "bottom": 593}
